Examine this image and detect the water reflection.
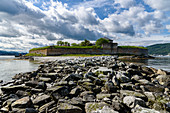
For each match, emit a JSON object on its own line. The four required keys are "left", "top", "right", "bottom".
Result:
{"left": 121, "top": 56, "right": 170, "bottom": 72}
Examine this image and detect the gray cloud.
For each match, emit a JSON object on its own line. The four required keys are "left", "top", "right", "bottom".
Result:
{"left": 0, "top": 0, "right": 168, "bottom": 52}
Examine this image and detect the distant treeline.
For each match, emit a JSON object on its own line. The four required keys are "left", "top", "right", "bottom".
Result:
{"left": 0, "top": 50, "right": 26, "bottom": 55}
{"left": 147, "top": 43, "right": 170, "bottom": 55}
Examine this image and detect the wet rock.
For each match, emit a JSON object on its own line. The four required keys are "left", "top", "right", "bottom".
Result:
{"left": 11, "top": 96, "right": 32, "bottom": 108}
{"left": 123, "top": 96, "right": 146, "bottom": 108}
{"left": 58, "top": 103, "right": 82, "bottom": 113}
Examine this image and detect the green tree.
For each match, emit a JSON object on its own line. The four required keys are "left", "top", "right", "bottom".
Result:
{"left": 64, "top": 42, "right": 68, "bottom": 46}
{"left": 96, "top": 38, "right": 109, "bottom": 46}
{"left": 80, "top": 39, "right": 91, "bottom": 46}
{"left": 71, "top": 43, "right": 79, "bottom": 46}
{"left": 57, "top": 41, "right": 63, "bottom": 46}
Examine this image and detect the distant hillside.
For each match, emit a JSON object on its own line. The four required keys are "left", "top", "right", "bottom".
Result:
{"left": 0, "top": 50, "right": 26, "bottom": 55}
{"left": 147, "top": 43, "right": 170, "bottom": 55}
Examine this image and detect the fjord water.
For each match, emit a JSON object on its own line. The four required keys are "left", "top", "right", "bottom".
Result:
{"left": 121, "top": 56, "right": 170, "bottom": 72}
{"left": 0, "top": 56, "right": 39, "bottom": 82}
{"left": 1, "top": 55, "right": 170, "bottom": 82}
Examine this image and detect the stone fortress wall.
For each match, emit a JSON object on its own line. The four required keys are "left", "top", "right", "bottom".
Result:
{"left": 29, "top": 43, "right": 148, "bottom": 56}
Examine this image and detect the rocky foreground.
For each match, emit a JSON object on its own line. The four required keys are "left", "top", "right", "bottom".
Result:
{"left": 0, "top": 56, "right": 169, "bottom": 113}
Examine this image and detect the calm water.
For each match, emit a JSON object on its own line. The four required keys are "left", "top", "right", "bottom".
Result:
{"left": 1, "top": 56, "right": 170, "bottom": 82}
{"left": 0, "top": 56, "right": 40, "bottom": 82}
{"left": 121, "top": 56, "right": 170, "bottom": 72}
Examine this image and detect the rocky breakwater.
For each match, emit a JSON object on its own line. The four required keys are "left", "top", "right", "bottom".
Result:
{"left": 0, "top": 56, "right": 169, "bottom": 113}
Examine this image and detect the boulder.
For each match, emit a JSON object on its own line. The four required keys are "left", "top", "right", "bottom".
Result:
{"left": 85, "top": 102, "right": 110, "bottom": 113}
{"left": 144, "top": 92, "right": 155, "bottom": 101}
{"left": 92, "top": 106, "right": 119, "bottom": 113}
{"left": 11, "top": 96, "right": 32, "bottom": 108}
{"left": 120, "top": 90, "right": 146, "bottom": 98}
{"left": 105, "top": 81, "right": 117, "bottom": 93}
{"left": 32, "top": 94, "right": 51, "bottom": 106}
{"left": 116, "top": 72, "right": 130, "bottom": 83}
{"left": 156, "top": 75, "right": 170, "bottom": 85}
{"left": 96, "top": 94, "right": 112, "bottom": 100}
{"left": 58, "top": 103, "right": 82, "bottom": 113}
{"left": 1, "top": 85, "right": 30, "bottom": 94}
{"left": 157, "top": 69, "right": 167, "bottom": 75}
{"left": 123, "top": 96, "right": 146, "bottom": 108}
{"left": 131, "top": 105, "right": 160, "bottom": 113}
{"left": 39, "top": 101, "right": 55, "bottom": 113}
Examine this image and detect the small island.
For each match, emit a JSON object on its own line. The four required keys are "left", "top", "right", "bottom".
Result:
{"left": 28, "top": 37, "right": 148, "bottom": 57}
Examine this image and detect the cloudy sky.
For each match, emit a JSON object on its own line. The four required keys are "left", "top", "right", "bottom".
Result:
{"left": 0, "top": 0, "right": 170, "bottom": 52}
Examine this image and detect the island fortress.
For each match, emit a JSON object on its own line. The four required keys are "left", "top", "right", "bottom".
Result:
{"left": 29, "top": 37, "right": 148, "bottom": 56}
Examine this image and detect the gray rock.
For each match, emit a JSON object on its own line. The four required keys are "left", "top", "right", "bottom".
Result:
{"left": 131, "top": 105, "right": 160, "bottom": 113}
{"left": 38, "top": 77, "right": 52, "bottom": 83}
{"left": 116, "top": 72, "right": 130, "bottom": 83}
{"left": 92, "top": 106, "right": 119, "bottom": 113}
{"left": 131, "top": 75, "right": 143, "bottom": 81}
{"left": 25, "top": 108, "right": 38, "bottom": 113}
{"left": 11, "top": 96, "right": 32, "bottom": 108}
{"left": 85, "top": 102, "right": 110, "bottom": 113}
{"left": 112, "top": 76, "right": 120, "bottom": 86}
{"left": 83, "top": 94, "right": 95, "bottom": 102}
{"left": 96, "top": 67, "right": 112, "bottom": 75}
{"left": 1, "top": 85, "right": 30, "bottom": 94}
{"left": 157, "top": 69, "right": 167, "bottom": 75}
{"left": 156, "top": 75, "right": 170, "bottom": 85}
{"left": 120, "top": 90, "right": 146, "bottom": 98}
{"left": 123, "top": 96, "right": 146, "bottom": 108}
{"left": 138, "top": 79, "right": 151, "bottom": 85}
{"left": 25, "top": 81, "right": 38, "bottom": 87}
{"left": 32, "top": 94, "right": 51, "bottom": 106}
{"left": 105, "top": 81, "right": 117, "bottom": 93}
{"left": 144, "top": 84, "right": 164, "bottom": 93}
{"left": 80, "top": 91, "right": 94, "bottom": 97}
{"left": 120, "top": 83, "right": 133, "bottom": 90}
{"left": 70, "top": 87, "right": 81, "bottom": 96}
{"left": 39, "top": 101, "right": 55, "bottom": 113}
{"left": 144, "top": 92, "right": 155, "bottom": 101}
{"left": 16, "top": 90, "right": 29, "bottom": 97}
{"left": 96, "top": 94, "right": 111, "bottom": 100}
{"left": 58, "top": 103, "right": 82, "bottom": 113}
